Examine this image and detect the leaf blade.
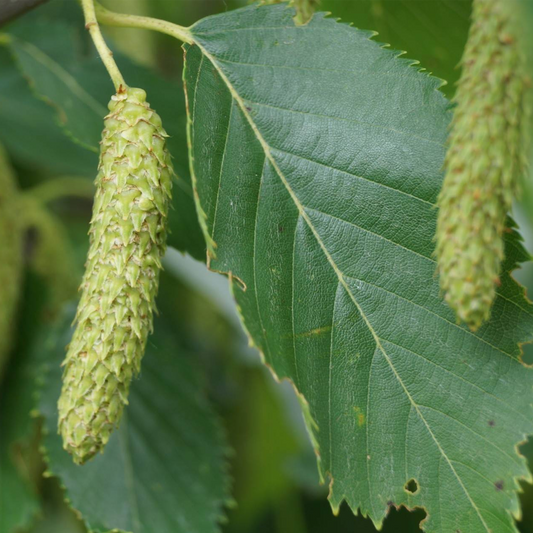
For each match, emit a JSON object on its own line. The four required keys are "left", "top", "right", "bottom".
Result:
{"left": 184, "top": 5, "right": 533, "bottom": 532}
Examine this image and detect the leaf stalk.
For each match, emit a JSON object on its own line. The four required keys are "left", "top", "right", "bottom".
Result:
{"left": 25, "top": 176, "right": 95, "bottom": 204}
{"left": 80, "top": 0, "right": 126, "bottom": 91}
{"left": 94, "top": 2, "right": 193, "bottom": 45}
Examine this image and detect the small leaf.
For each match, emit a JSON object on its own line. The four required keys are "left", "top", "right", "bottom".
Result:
{"left": 184, "top": 4, "right": 533, "bottom": 532}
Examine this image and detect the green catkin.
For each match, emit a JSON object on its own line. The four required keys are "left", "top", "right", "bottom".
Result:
{"left": 436, "top": 0, "right": 530, "bottom": 331}
{"left": 58, "top": 87, "right": 172, "bottom": 464}
{"left": 0, "top": 145, "right": 23, "bottom": 380}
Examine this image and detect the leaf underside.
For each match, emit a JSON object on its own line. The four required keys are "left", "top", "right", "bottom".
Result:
{"left": 184, "top": 4, "right": 533, "bottom": 532}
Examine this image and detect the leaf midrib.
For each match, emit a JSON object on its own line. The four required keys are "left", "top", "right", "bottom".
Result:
{"left": 245, "top": 99, "right": 445, "bottom": 148}
{"left": 192, "top": 40, "right": 492, "bottom": 532}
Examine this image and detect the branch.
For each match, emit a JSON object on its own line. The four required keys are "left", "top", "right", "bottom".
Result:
{"left": 0, "top": 0, "right": 49, "bottom": 26}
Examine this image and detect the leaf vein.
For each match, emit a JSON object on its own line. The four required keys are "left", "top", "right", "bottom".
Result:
{"left": 270, "top": 146, "right": 435, "bottom": 207}
{"left": 344, "top": 274, "right": 516, "bottom": 360}
{"left": 305, "top": 206, "right": 434, "bottom": 263}
{"left": 328, "top": 283, "right": 339, "bottom": 478}
{"left": 244, "top": 98, "right": 445, "bottom": 148}
{"left": 213, "top": 55, "right": 431, "bottom": 81}
{"left": 379, "top": 339, "right": 532, "bottom": 428}
{"left": 292, "top": 216, "right": 301, "bottom": 386}
{"left": 210, "top": 100, "right": 234, "bottom": 242}
{"left": 418, "top": 404, "right": 521, "bottom": 465}
{"left": 252, "top": 159, "right": 273, "bottom": 361}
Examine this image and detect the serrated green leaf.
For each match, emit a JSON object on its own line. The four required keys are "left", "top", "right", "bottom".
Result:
{"left": 38, "top": 303, "right": 230, "bottom": 533}
{"left": 184, "top": 4, "right": 533, "bottom": 532}
{"left": 4, "top": 14, "right": 205, "bottom": 260}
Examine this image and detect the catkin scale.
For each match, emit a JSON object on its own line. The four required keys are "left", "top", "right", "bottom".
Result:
{"left": 436, "top": 0, "right": 530, "bottom": 331}
{"left": 58, "top": 87, "right": 172, "bottom": 464}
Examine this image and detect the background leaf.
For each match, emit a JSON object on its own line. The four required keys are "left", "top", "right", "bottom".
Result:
{"left": 321, "top": 0, "right": 471, "bottom": 98}
{"left": 184, "top": 4, "right": 533, "bottom": 532}
{"left": 7, "top": 21, "right": 107, "bottom": 152}
{"left": 0, "top": 274, "right": 51, "bottom": 533}
{"left": 38, "top": 296, "right": 231, "bottom": 533}
{"left": 0, "top": 47, "right": 97, "bottom": 178}
{"left": 0, "top": 448, "right": 39, "bottom": 533}
{"left": 2, "top": 10, "right": 205, "bottom": 260}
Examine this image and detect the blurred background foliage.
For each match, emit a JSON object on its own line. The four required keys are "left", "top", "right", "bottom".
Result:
{"left": 1, "top": 1, "right": 533, "bottom": 532}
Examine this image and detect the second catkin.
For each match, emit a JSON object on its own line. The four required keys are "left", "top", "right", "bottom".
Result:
{"left": 58, "top": 87, "right": 173, "bottom": 464}
{"left": 436, "top": 0, "right": 530, "bottom": 331}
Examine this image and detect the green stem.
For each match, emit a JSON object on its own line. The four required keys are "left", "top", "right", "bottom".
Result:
{"left": 81, "top": 0, "right": 126, "bottom": 90}
{"left": 24, "top": 176, "right": 95, "bottom": 205}
{"left": 94, "top": 1, "right": 193, "bottom": 45}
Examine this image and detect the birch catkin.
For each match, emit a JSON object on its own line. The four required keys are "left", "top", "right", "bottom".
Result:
{"left": 58, "top": 87, "right": 172, "bottom": 464}
{"left": 436, "top": 0, "right": 530, "bottom": 331}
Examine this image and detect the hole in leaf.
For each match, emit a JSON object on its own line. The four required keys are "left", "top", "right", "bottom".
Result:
{"left": 404, "top": 478, "right": 419, "bottom": 494}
